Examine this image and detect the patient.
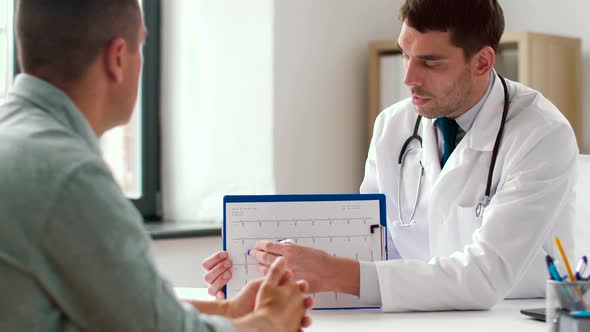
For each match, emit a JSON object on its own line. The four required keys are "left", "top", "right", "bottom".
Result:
{"left": 0, "top": 0, "right": 312, "bottom": 331}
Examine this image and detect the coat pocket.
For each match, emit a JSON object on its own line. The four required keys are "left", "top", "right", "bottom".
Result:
{"left": 455, "top": 205, "right": 484, "bottom": 245}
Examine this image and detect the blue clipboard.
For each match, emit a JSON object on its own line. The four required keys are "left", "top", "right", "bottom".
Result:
{"left": 223, "top": 193, "right": 387, "bottom": 310}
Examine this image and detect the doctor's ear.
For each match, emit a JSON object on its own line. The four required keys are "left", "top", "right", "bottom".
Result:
{"left": 472, "top": 46, "right": 496, "bottom": 77}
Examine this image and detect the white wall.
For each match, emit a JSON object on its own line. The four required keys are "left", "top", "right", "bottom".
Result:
{"left": 499, "top": 0, "right": 590, "bottom": 151}
{"left": 151, "top": 237, "right": 221, "bottom": 287}
{"left": 273, "top": 0, "right": 399, "bottom": 194}
{"left": 161, "top": 0, "right": 275, "bottom": 222}
{"left": 161, "top": 0, "right": 400, "bottom": 222}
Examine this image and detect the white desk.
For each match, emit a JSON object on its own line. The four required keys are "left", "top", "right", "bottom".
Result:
{"left": 174, "top": 288, "right": 545, "bottom": 331}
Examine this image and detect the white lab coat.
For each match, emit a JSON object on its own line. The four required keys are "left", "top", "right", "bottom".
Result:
{"left": 360, "top": 74, "right": 578, "bottom": 311}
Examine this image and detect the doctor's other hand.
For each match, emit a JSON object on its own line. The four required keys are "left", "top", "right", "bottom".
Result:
{"left": 249, "top": 240, "right": 360, "bottom": 295}
{"left": 252, "top": 257, "right": 314, "bottom": 332}
{"left": 202, "top": 251, "right": 234, "bottom": 299}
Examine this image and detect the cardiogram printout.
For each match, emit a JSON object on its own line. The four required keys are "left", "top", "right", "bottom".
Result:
{"left": 223, "top": 194, "right": 386, "bottom": 309}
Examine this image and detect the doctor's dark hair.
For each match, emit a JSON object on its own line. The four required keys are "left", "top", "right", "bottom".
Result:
{"left": 399, "top": 0, "right": 505, "bottom": 59}
{"left": 15, "top": 0, "right": 142, "bottom": 83}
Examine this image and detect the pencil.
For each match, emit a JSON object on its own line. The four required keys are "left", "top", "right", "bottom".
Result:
{"left": 555, "top": 237, "right": 577, "bottom": 281}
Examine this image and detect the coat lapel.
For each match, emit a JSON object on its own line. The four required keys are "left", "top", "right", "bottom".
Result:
{"left": 421, "top": 118, "right": 441, "bottom": 185}
{"left": 428, "top": 72, "right": 507, "bottom": 195}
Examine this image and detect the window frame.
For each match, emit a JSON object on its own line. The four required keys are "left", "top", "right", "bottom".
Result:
{"left": 134, "top": 0, "right": 162, "bottom": 220}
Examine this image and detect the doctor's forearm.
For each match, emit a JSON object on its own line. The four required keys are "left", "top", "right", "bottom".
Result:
{"left": 324, "top": 256, "right": 360, "bottom": 296}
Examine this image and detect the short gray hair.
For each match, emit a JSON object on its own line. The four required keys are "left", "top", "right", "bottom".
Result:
{"left": 16, "top": 0, "right": 142, "bottom": 82}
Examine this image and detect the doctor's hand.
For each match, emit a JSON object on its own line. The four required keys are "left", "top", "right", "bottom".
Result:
{"left": 202, "top": 251, "right": 234, "bottom": 299}
{"left": 249, "top": 240, "right": 360, "bottom": 295}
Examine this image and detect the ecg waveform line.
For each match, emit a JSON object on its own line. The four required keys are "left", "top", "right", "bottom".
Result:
{"left": 230, "top": 217, "right": 377, "bottom": 227}
{"left": 231, "top": 234, "right": 374, "bottom": 242}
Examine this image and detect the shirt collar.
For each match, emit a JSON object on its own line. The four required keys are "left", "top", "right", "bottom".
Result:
{"left": 432, "top": 70, "right": 496, "bottom": 132}
{"left": 8, "top": 74, "right": 102, "bottom": 156}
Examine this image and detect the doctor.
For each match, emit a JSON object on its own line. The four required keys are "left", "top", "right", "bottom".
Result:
{"left": 203, "top": 0, "right": 578, "bottom": 311}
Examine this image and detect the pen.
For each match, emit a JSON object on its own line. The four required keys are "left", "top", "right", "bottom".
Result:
{"left": 247, "top": 238, "right": 294, "bottom": 256}
{"left": 576, "top": 256, "right": 589, "bottom": 281}
{"left": 546, "top": 255, "right": 564, "bottom": 281}
{"left": 555, "top": 237, "right": 577, "bottom": 281}
{"left": 571, "top": 311, "right": 590, "bottom": 318}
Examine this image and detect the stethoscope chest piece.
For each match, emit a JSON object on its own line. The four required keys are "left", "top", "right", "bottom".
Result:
{"left": 475, "top": 196, "right": 490, "bottom": 218}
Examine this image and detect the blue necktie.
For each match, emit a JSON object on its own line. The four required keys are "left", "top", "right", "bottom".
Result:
{"left": 436, "top": 117, "right": 459, "bottom": 167}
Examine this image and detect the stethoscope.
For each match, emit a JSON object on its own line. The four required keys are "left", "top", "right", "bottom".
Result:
{"left": 397, "top": 74, "right": 510, "bottom": 227}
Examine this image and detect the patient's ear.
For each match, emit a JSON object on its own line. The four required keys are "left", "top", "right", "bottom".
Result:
{"left": 103, "top": 37, "right": 128, "bottom": 83}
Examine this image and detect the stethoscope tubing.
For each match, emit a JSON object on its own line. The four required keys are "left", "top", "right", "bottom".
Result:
{"left": 397, "top": 74, "right": 510, "bottom": 225}
{"left": 477, "top": 74, "right": 510, "bottom": 216}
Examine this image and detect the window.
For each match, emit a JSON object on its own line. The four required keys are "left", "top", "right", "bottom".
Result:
{"left": 0, "top": 0, "right": 13, "bottom": 99}
{"left": 101, "top": 0, "right": 161, "bottom": 220}
{"left": 101, "top": 78, "right": 143, "bottom": 199}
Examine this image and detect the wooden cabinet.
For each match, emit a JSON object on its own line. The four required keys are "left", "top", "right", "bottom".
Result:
{"left": 368, "top": 32, "right": 582, "bottom": 146}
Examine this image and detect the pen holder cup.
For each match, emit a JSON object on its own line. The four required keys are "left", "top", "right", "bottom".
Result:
{"left": 546, "top": 280, "right": 590, "bottom": 331}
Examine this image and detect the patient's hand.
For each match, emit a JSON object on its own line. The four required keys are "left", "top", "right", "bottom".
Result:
{"left": 224, "top": 278, "right": 263, "bottom": 318}
{"left": 202, "top": 251, "right": 234, "bottom": 299}
{"left": 225, "top": 275, "right": 313, "bottom": 322}
{"left": 253, "top": 258, "right": 314, "bottom": 331}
